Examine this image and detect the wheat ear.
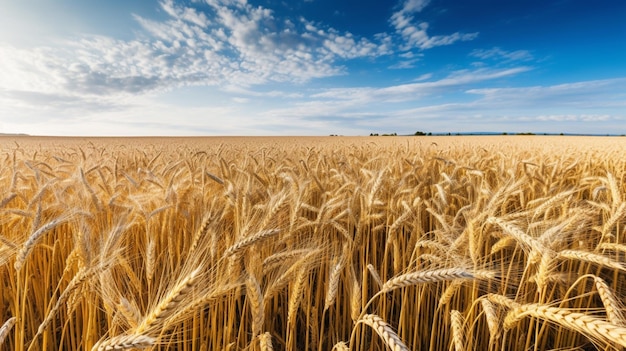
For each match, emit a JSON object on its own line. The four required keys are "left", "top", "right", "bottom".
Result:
{"left": 355, "top": 314, "right": 409, "bottom": 351}
{"left": 607, "top": 172, "right": 622, "bottom": 210}
{"left": 0, "top": 317, "right": 17, "bottom": 347}
{"left": 190, "top": 213, "right": 213, "bottom": 255}
{"left": 325, "top": 244, "right": 349, "bottom": 311}
{"left": 602, "top": 202, "right": 626, "bottom": 240}
{"left": 324, "top": 261, "right": 344, "bottom": 312}
{"left": 263, "top": 249, "right": 311, "bottom": 272}
{"left": 381, "top": 268, "right": 473, "bottom": 293}
{"left": 439, "top": 281, "right": 463, "bottom": 306}
{"left": 93, "top": 334, "right": 155, "bottom": 351}
{"left": 15, "top": 218, "right": 67, "bottom": 271}
{"left": 594, "top": 277, "right": 625, "bottom": 325}
{"left": 486, "top": 217, "right": 544, "bottom": 254}
{"left": 246, "top": 275, "right": 264, "bottom": 338}
{"left": 505, "top": 304, "right": 626, "bottom": 347}
{"left": 480, "top": 298, "right": 502, "bottom": 342}
{"left": 332, "top": 341, "right": 350, "bottom": 350}
{"left": 37, "top": 266, "right": 99, "bottom": 335}
{"left": 491, "top": 294, "right": 626, "bottom": 348}
{"left": 145, "top": 238, "right": 155, "bottom": 286}
{"left": 223, "top": 229, "right": 280, "bottom": 258}
{"left": 259, "top": 332, "right": 273, "bottom": 351}
{"left": 135, "top": 267, "right": 201, "bottom": 334}
{"left": 557, "top": 250, "right": 626, "bottom": 272}
{"left": 366, "top": 264, "right": 383, "bottom": 289}
{"left": 450, "top": 310, "right": 465, "bottom": 351}
{"left": 350, "top": 269, "right": 363, "bottom": 322}
{"left": 118, "top": 297, "right": 141, "bottom": 329}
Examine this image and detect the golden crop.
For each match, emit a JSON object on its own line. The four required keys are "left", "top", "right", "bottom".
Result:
{"left": 1, "top": 136, "right": 626, "bottom": 350}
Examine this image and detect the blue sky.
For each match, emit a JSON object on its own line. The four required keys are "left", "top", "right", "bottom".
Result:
{"left": 1, "top": 0, "right": 625, "bottom": 136}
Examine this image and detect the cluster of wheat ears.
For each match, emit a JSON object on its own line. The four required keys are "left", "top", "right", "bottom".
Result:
{"left": 1, "top": 136, "right": 626, "bottom": 351}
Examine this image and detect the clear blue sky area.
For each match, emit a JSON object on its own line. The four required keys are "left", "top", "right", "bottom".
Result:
{"left": 1, "top": 0, "right": 624, "bottom": 136}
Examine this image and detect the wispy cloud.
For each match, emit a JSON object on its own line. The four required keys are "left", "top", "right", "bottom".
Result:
{"left": 310, "top": 67, "right": 531, "bottom": 101}
{"left": 390, "top": 0, "right": 478, "bottom": 50}
{"left": 466, "top": 78, "right": 626, "bottom": 108}
{"left": 257, "top": 73, "right": 625, "bottom": 135}
{"left": 470, "top": 47, "right": 534, "bottom": 62}
{"left": 260, "top": 67, "right": 532, "bottom": 126}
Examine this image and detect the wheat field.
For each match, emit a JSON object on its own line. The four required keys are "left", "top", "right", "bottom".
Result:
{"left": 1, "top": 135, "right": 626, "bottom": 351}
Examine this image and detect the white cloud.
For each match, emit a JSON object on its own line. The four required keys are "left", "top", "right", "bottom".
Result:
{"left": 0, "top": 0, "right": 484, "bottom": 112}
{"left": 400, "top": 0, "right": 431, "bottom": 14}
{"left": 0, "top": 0, "right": 394, "bottom": 104}
{"left": 390, "top": 0, "right": 478, "bottom": 50}
{"left": 161, "top": 0, "right": 210, "bottom": 28}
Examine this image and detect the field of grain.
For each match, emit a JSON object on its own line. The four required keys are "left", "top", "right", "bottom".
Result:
{"left": 1, "top": 135, "right": 626, "bottom": 351}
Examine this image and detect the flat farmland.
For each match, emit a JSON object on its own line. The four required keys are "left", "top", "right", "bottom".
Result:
{"left": 2, "top": 136, "right": 626, "bottom": 350}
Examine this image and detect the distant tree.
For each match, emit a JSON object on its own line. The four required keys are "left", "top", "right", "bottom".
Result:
{"left": 502, "top": 132, "right": 508, "bottom": 135}
{"left": 427, "top": 132, "right": 432, "bottom": 136}
{"left": 414, "top": 131, "right": 426, "bottom": 136}
{"left": 560, "top": 133, "right": 564, "bottom": 136}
